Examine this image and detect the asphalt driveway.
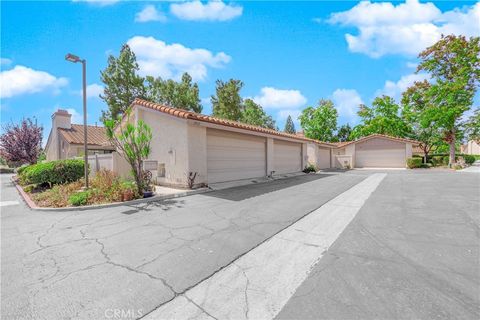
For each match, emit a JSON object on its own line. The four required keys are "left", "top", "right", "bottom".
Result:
{"left": 1, "top": 169, "right": 479, "bottom": 320}
{"left": 277, "top": 170, "right": 480, "bottom": 319}
{"left": 1, "top": 173, "right": 364, "bottom": 319}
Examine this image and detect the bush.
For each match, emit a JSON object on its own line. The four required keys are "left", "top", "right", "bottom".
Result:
{"left": 303, "top": 163, "right": 317, "bottom": 173}
{"left": 16, "top": 164, "right": 30, "bottom": 175}
{"left": 431, "top": 156, "right": 445, "bottom": 167}
{"left": 406, "top": 158, "right": 423, "bottom": 169}
{"left": 68, "top": 191, "right": 90, "bottom": 206}
{"left": 19, "top": 159, "right": 84, "bottom": 187}
{"left": 463, "top": 154, "right": 476, "bottom": 165}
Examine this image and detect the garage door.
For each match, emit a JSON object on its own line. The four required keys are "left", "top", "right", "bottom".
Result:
{"left": 207, "top": 129, "right": 266, "bottom": 183}
{"left": 318, "top": 147, "right": 331, "bottom": 169}
{"left": 274, "top": 140, "right": 302, "bottom": 174}
{"left": 355, "top": 138, "right": 406, "bottom": 168}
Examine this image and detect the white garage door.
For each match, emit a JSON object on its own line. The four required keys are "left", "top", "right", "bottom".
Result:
{"left": 207, "top": 129, "right": 266, "bottom": 183}
{"left": 318, "top": 147, "right": 331, "bottom": 169}
{"left": 274, "top": 140, "right": 302, "bottom": 174}
{"left": 355, "top": 138, "right": 406, "bottom": 168}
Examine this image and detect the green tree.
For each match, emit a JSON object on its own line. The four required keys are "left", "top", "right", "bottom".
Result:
{"left": 417, "top": 35, "right": 480, "bottom": 166}
{"left": 336, "top": 124, "right": 352, "bottom": 142}
{"left": 241, "top": 99, "right": 276, "bottom": 129}
{"left": 465, "top": 108, "right": 480, "bottom": 143}
{"left": 211, "top": 79, "right": 244, "bottom": 121}
{"left": 146, "top": 73, "right": 202, "bottom": 113}
{"left": 402, "top": 80, "right": 443, "bottom": 163}
{"left": 299, "top": 99, "right": 338, "bottom": 141}
{"left": 104, "top": 110, "right": 153, "bottom": 195}
{"left": 351, "top": 95, "right": 411, "bottom": 139}
{"left": 284, "top": 115, "right": 296, "bottom": 134}
{"left": 100, "top": 44, "right": 146, "bottom": 123}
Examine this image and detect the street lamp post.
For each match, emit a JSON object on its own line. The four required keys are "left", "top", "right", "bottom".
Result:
{"left": 65, "top": 53, "right": 89, "bottom": 189}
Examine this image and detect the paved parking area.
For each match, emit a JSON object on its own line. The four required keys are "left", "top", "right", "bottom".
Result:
{"left": 277, "top": 170, "right": 480, "bottom": 319}
{"left": 1, "top": 169, "right": 478, "bottom": 320}
{"left": 1, "top": 173, "right": 364, "bottom": 319}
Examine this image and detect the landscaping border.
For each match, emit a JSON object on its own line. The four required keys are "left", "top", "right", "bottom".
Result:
{"left": 11, "top": 176, "right": 209, "bottom": 212}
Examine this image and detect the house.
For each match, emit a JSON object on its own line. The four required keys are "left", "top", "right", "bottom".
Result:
{"left": 331, "top": 134, "right": 418, "bottom": 169}
{"left": 45, "top": 102, "right": 419, "bottom": 188}
{"left": 124, "top": 99, "right": 335, "bottom": 187}
{"left": 461, "top": 140, "right": 480, "bottom": 155}
{"left": 45, "top": 109, "right": 115, "bottom": 161}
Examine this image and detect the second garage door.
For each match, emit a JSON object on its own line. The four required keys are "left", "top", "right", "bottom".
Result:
{"left": 207, "top": 129, "right": 266, "bottom": 183}
{"left": 355, "top": 138, "right": 406, "bottom": 168}
{"left": 273, "top": 140, "right": 302, "bottom": 174}
{"left": 317, "top": 147, "right": 331, "bottom": 169}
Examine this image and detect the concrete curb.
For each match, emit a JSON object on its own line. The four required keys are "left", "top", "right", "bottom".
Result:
{"left": 11, "top": 177, "right": 209, "bottom": 212}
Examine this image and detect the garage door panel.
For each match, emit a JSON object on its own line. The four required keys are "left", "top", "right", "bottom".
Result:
{"left": 274, "top": 140, "right": 302, "bottom": 174}
{"left": 355, "top": 138, "right": 405, "bottom": 168}
{"left": 318, "top": 148, "right": 330, "bottom": 169}
{"left": 207, "top": 129, "right": 266, "bottom": 183}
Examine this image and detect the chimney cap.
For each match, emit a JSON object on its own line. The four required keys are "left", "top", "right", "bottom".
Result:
{"left": 52, "top": 109, "right": 72, "bottom": 119}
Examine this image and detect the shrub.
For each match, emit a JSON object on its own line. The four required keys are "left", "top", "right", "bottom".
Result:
{"left": 303, "top": 163, "right": 317, "bottom": 173}
{"left": 68, "top": 191, "right": 90, "bottom": 206}
{"left": 431, "top": 156, "right": 445, "bottom": 166}
{"left": 16, "top": 164, "right": 30, "bottom": 175}
{"left": 19, "top": 159, "right": 84, "bottom": 187}
{"left": 31, "top": 180, "right": 84, "bottom": 207}
{"left": 463, "top": 154, "right": 475, "bottom": 165}
{"left": 406, "top": 158, "right": 423, "bottom": 169}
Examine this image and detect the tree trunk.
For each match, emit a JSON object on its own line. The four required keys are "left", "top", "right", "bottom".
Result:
{"left": 423, "top": 151, "right": 428, "bottom": 164}
{"left": 448, "top": 142, "right": 455, "bottom": 168}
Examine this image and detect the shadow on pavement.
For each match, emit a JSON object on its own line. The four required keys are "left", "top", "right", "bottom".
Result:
{"left": 121, "top": 199, "right": 185, "bottom": 215}
{"left": 205, "top": 174, "right": 330, "bottom": 201}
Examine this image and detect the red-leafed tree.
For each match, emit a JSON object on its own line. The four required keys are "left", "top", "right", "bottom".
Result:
{"left": 0, "top": 118, "right": 43, "bottom": 166}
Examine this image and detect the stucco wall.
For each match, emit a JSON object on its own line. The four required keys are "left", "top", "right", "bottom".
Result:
{"left": 187, "top": 122, "right": 207, "bottom": 186}
{"left": 137, "top": 106, "right": 190, "bottom": 187}
{"left": 467, "top": 140, "right": 480, "bottom": 154}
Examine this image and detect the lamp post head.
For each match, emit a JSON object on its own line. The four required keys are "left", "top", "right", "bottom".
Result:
{"left": 65, "top": 53, "right": 81, "bottom": 63}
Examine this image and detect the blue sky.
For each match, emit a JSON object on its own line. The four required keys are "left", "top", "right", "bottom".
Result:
{"left": 1, "top": 0, "right": 479, "bottom": 142}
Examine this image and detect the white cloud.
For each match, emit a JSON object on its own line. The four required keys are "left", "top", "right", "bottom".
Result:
{"left": 377, "top": 72, "right": 429, "bottom": 100}
{"left": 72, "top": 0, "right": 119, "bottom": 6}
{"left": 329, "top": 0, "right": 480, "bottom": 57}
{"left": 127, "top": 36, "right": 231, "bottom": 81}
{"left": 331, "top": 89, "right": 364, "bottom": 123}
{"left": 0, "top": 65, "right": 68, "bottom": 99}
{"left": 77, "top": 83, "right": 103, "bottom": 99}
{"left": 252, "top": 87, "right": 307, "bottom": 109}
{"left": 135, "top": 5, "right": 167, "bottom": 23}
{"left": 170, "top": 0, "right": 242, "bottom": 21}
{"left": 1, "top": 58, "right": 12, "bottom": 66}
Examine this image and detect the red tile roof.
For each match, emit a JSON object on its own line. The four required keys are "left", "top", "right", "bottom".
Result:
{"left": 58, "top": 124, "right": 113, "bottom": 148}
{"left": 334, "top": 134, "right": 419, "bottom": 148}
{"left": 133, "top": 98, "right": 336, "bottom": 146}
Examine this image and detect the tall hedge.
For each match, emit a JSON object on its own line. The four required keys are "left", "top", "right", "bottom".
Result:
{"left": 20, "top": 159, "right": 85, "bottom": 187}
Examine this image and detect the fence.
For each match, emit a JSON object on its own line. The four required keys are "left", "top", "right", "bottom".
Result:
{"left": 80, "top": 152, "right": 132, "bottom": 178}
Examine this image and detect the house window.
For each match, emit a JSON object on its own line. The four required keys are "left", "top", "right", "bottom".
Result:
{"left": 157, "top": 163, "right": 165, "bottom": 178}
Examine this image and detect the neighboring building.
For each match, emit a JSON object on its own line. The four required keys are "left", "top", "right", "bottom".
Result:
{"left": 462, "top": 140, "right": 480, "bottom": 155}
{"left": 45, "top": 110, "right": 115, "bottom": 161}
{"left": 332, "top": 134, "right": 417, "bottom": 169}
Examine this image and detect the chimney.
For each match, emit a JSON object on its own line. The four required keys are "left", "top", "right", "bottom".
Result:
{"left": 52, "top": 109, "right": 72, "bottom": 130}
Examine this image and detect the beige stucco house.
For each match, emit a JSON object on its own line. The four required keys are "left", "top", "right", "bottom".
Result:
{"left": 45, "top": 110, "right": 115, "bottom": 161}
{"left": 461, "top": 140, "right": 480, "bottom": 155}
{"left": 44, "top": 102, "right": 419, "bottom": 188}
{"left": 129, "top": 99, "right": 335, "bottom": 187}
{"left": 331, "top": 134, "right": 417, "bottom": 169}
